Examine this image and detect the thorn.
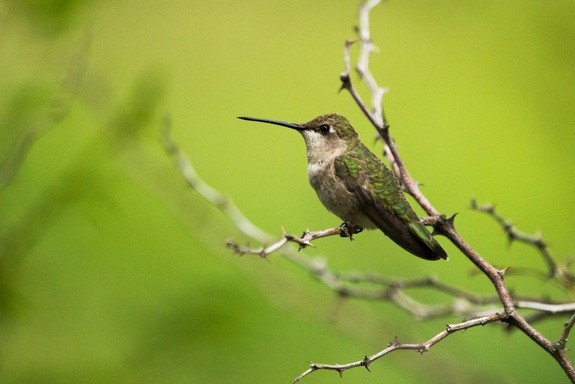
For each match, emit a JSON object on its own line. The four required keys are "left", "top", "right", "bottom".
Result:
{"left": 362, "top": 356, "right": 371, "bottom": 371}
{"left": 339, "top": 73, "right": 351, "bottom": 92}
{"left": 498, "top": 266, "right": 511, "bottom": 277}
{"left": 447, "top": 212, "right": 458, "bottom": 226}
{"left": 346, "top": 38, "right": 359, "bottom": 47}
{"left": 486, "top": 203, "right": 496, "bottom": 213}
{"left": 534, "top": 231, "right": 543, "bottom": 242}
{"left": 427, "top": 275, "right": 438, "bottom": 284}
{"left": 336, "top": 368, "right": 343, "bottom": 378}
{"left": 470, "top": 198, "right": 477, "bottom": 209}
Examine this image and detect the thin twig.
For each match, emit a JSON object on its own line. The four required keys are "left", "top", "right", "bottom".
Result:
{"left": 471, "top": 199, "right": 575, "bottom": 287}
{"left": 557, "top": 312, "right": 575, "bottom": 350}
{"left": 356, "top": 0, "right": 387, "bottom": 128}
{"left": 225, "top": 226, "right": 344, "bottom": 258}
{"left": 292, "top": 313, "right": 503, "bottom": 383}
{"left": 341, "top": 39, "right": 437, "bottom": 217}
{"left": 163, "top": 117, "right": 272, "bottom": 243}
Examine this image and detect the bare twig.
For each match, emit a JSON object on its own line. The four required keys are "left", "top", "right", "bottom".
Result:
{"left": 517, "top": 301, "right": 575, "bottom": 314}
{"left": 292, "top": 313, "right": 504, "bottom": 383}
{"left": 355, "top": 0, "right": 387, "bottom": 128}
{"left": 341, "top": 39, "right": 437, "bottom": 217}
{"left": 471, "top": 199, "right": 575, "bottom": 287}
{"left": 225, "top": 226, "right": 344, "bottom": 258}
{"left": 557, "top": 312, "right": 575, "bottom": 350}
{"left": 163, "top": 116, "right": 272, "bottom": 243}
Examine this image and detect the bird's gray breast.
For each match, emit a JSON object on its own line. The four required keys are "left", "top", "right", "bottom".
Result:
{"left": 307, "top": 159, "right": 374, "bottom": 228}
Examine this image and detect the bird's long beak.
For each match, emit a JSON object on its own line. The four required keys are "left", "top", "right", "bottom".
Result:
{"left": 238, "top": 116, "right": 305, "bottom": 131}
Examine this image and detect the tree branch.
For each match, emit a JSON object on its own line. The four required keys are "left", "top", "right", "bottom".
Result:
{"left": 557, "top": 312, "right": 575, "bottom": 350}
{"left": 225, "top": 226, "right": 344, "bottom": 258}
{"left": 471, "top": 199, "right": 575, "bottom": 287}
{"left": 292, "top": 313, "right": 504, "bottom": 383}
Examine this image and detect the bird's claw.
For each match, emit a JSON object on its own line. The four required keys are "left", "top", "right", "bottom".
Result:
{"left": 339, "top": 222, "right": 363, "bottom": 240}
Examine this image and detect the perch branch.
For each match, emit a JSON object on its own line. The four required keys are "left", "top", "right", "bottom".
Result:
{"left": 225, "top": 226, "right": 344, "bottom": 258}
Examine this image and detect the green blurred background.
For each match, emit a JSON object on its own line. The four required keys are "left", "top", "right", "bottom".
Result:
{"left": 1, "top": 0, "right": 574, "bottom": 383}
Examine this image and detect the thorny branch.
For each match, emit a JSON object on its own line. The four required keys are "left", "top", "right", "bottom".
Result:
{"left": 292, "top": 313, "right": 504, "bottom": 383}
{"left": 471, "top": 199, "right": 575, "bottom": 288}
{"left": 165, "top": 0, "right": 575, "bottom": 382}
{"left": 225, "top": 226, "right": 345, "bottom": 258}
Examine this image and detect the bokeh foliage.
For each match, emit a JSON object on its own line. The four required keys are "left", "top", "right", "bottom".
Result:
{"left": 1, "top": 1, "right": 574, "bottom": 383}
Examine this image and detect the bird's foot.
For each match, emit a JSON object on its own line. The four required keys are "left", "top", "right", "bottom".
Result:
{"left": 339, "top": 222, "right": 363, "bottom": 240}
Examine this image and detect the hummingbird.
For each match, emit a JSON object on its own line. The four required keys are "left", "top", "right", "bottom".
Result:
{"left": 238, "top": 113, "right": 447, "bottom": 261}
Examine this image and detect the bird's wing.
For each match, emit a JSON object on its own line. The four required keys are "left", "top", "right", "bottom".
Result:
{"left": 334, "top": 151, "right": 446, "bottom": 261}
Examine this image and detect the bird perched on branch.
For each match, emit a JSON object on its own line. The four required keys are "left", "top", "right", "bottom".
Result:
{"left": 239, "top": 113, "right": 447, "bottom": 261}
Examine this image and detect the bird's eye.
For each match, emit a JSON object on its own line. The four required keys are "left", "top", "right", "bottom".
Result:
{"left": 319, "top": 124, "right": 330, "bottom": 134}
